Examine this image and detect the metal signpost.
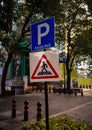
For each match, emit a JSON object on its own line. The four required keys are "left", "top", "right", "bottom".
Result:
{"left": 30, "top": 17, "right": 60, "bottom": 130}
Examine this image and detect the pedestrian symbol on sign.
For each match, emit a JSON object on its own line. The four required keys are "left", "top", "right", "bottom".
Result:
{"left": 38, "top": 61, "right": 52, "bottom": 75}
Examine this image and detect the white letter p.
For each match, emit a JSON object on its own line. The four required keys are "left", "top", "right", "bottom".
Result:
{"left": 38, "top": 23, "right": 50, "bottom": 45}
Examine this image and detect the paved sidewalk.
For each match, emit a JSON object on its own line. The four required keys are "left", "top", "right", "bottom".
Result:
{"left": 0, "top": 90, "right": 92, "bottom": 130}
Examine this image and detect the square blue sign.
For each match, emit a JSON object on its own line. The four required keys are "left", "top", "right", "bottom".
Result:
{"left": 31, "top": 17, "right": 55, "bottom": 51}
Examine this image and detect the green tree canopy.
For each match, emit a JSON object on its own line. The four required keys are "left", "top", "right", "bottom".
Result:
{"left": 0, "top": 0, "right": 16, "bottom": 32}
{"left": 57, "top": 0, "right": 92, "bottom": 89}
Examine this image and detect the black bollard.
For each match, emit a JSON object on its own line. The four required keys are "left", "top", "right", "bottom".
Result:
{"left": 37, "top": 102, "right": 42, "bottom": 121}
{"left": 24, "top": 100, "right": 29, "bottom": 121}
{"left": 12, "top": 99, "right": 16, "bottom": 118}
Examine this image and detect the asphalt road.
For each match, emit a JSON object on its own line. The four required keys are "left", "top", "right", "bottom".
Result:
{"left": 0, "top": 89, "right": 92, "bottom": 130}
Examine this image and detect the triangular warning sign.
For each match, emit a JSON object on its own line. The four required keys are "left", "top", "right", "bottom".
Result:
{"left": 31, "top": 54, "right": 59, "bottom": 79}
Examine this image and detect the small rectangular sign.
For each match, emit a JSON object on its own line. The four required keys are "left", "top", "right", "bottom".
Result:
{"left": 31, "top": 17, "right": 55, "bottom": 51}
{"left": 29, "top": 50, "right": 60, "bottom": 82}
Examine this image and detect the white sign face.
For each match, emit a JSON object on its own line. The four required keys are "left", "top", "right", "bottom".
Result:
{"left": 29, "top": 50, "right": 60, "bottom": 82}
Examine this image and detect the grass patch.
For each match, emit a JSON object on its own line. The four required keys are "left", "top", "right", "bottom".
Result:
{"left": 21, "top": 116, "right": 91, "bottom": 130}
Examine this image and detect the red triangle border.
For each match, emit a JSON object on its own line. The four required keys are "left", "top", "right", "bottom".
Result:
{"left": 31, "top": 54, "right": 59, "bottom": 79}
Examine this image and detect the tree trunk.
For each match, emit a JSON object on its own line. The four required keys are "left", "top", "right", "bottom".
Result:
{"left": 66, "top": 61, "right": 71, "bottom": 94}
{"left": 1, "top": 53, "right": 13, "bottom": 95}
{"left": 67, "top": 70, "right": 71, "bottom": 90}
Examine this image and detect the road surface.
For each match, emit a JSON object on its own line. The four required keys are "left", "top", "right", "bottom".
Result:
{"left": 0, "top": 89, "right": 92, "bottom": 130}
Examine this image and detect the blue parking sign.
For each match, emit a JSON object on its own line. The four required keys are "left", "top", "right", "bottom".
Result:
{"left": 31, "top": 17, "right": 55, "bottom": 51}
